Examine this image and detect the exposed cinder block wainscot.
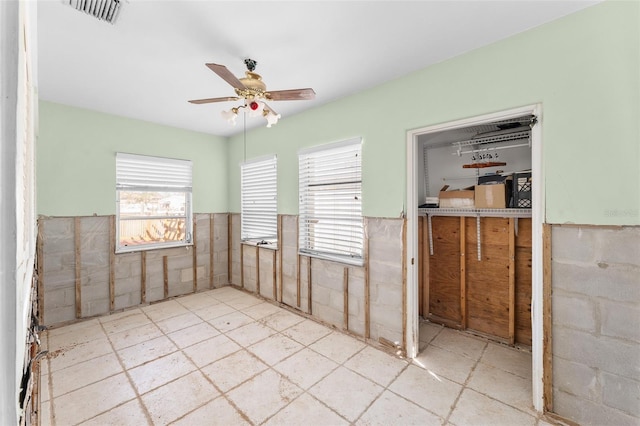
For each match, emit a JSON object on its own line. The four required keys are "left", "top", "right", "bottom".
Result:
{"left": 551, "top": 225, "right": 640, "bottom": 425}
{"left": 38, "top": 214, "right": 408, "bottom": 354}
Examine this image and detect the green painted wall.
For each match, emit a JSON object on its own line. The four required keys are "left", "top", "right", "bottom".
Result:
{"left": 228, "top": 0, "right": 639, "bottom": 225}
{"left": 37, "top": 1, "right": 638, "bottom": 225}
{"left": 37, "top": 101, "right": 228, "bottom": 216}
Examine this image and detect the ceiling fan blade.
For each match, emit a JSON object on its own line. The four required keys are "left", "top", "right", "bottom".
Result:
{"left": 188, "top": 96, "right": 239, "bottom": 104}
{"left": 206, "top": 63, "right": 246, "bottom": 90}
{"left": 263, "top": 102, "right": 278, "bottom": 116}
{"left": 266, "top": 88, "right": 316, "bottom": 101}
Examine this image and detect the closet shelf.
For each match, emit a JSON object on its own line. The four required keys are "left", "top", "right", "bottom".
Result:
{"left": 452, "top": 130, "right": 530, "bottom": 148}
{"left": 419, "top": 208, "right": 532, "bottom": 218}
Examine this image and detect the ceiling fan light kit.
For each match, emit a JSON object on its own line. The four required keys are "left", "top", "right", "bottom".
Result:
{"left": 189, "top": 59, "right": 314, "bottom": 128}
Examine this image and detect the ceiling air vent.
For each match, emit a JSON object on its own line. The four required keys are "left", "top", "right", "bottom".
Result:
{"left": 68, "top": 0, "right": 122, "bottom": 24}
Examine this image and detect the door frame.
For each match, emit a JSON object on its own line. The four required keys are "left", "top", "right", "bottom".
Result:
{"left": 405, "top": 104, "right": 545, "bottom": 411}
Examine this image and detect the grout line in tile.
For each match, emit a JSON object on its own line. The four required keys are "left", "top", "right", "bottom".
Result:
{"left": 97, "top": 318, "right": 154, "bottom": 426}
{"left": 442, "top": 338, "right": 488, "bottom": 424}
{"left": 178, "top": 344, "right": 253, "bottom": 425}
{"left": 173, "top": 293, "right": 258, "bottom": 423}
{"left": 350, "top": 357, "right": 414, "bottom": 425}
{"left": 45, "top": 349, "right": 55, "bottom": 426}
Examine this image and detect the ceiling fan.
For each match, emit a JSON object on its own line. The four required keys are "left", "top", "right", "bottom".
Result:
{"left": 189, "top": 59, "right": 316, "bottom": 127}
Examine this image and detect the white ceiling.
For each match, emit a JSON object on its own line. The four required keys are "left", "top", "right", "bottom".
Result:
{"left": 37, "top": 0, "right": 600, "bottom": 137}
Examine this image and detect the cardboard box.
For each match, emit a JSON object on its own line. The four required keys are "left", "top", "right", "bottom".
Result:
{"left": 439, "top": 189, "right": 475, "bottom": 209}
{"left": 475, "top": 184, "right": 507, "bottom": 209}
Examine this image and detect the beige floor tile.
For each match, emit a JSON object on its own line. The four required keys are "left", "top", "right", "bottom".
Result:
{"left": 99, "top": 310, "right": 150, "bottom": 335}
{"left": 166, "top": 321, "right": 220, "bottom": 349}
{"left": 281, "top": 318, "right": 332, "bottom": 346}
{"left": 155, "top": 311, "right": 203, "bottom": 334}
{"left": 309, "top": 366, "right": 384, "bottom": 422}
{"left": 51, "top": 352, "right": 122, "bottom": 398}
{"left": 258, "top": 310, "right": 305, "bottom": 331}
{"left": 79, "top": 398, "right": 150, "bottom": 426}
{"left": 40, "top": 362, "right": 51, "bottom": 403}
{"left": 47, "top": 318, "right": 101, "bottom": 340}
{"left": 208, "top": 310, "right": 255, "bottom": 333}
{"left": 48, "top": 336, "right": 113, "bottom": 372}
{"left": 174, "top": 292, "right": 221, "bottom": 311}
{"left": 273, "top": 347, "right": 339, "bottom": 389}
{"left": 389, "top": 364, "right": 462, "bottom": 418}
{"left": 142, "top": 300, "right": 190, "bottom": 322}
{"left": 309, "top": 331, "right": 366, "bottom": 364}
{"left": 193, "top": 302, "right": 237, "bottom": 321}
{"left": 107, "top": 322, "right": 163, "bottom": 350}
{"left": 209, "top": 287, "right": 250, "bottom": 302}
{"left": 52, "top": 373, "right": 136, "bottom": 425}
{"left": 448, "top": 389, "right": 537, "bottom": 426}
{"left": 356, "top": 390, "right": 443, "bottom": 426}
{"left": 467, "top": 363, "right": 534, "bottom": 413}
{"left": 128, "top": 351, "right": 197, "bottom": 394}
{"left": 225, "top": 321, "right": 277, "bottom": 347}
{"left": 345, "top": 346, "right": 408, "bottom": 387}
{"left": 39, "top": 400, "right": 52, "bottom": 426}
{"left": 431, "top": 328, "right": 487, "bottom": 360}
{"left": 226, "top": 369, "right": 303, "bottom": 424}
{"left": 42, "top": 287, "right": 540, "bottom": 426}
{"left": 116, "top": 335, "right": 178, "bottom": 369}
{"left": 223, "top": 294, "right": 265, "bottom": 310}
{"left": 413, "top": 345, "right": 477, "bottom": 384}
{"left": 481, "top": 343, "right": 532, "bottom": 379}
{"left": 241, "top": 301, "right": 283, "bottom": 320}
{"left": 420, "top": 321, "right": 444, "bottom": 344}
{"left": 141, "top": 371, "right": 219, "bottom": 425}
{"left": 39, "top": 331, "right": 49, "bottom": 352}
{"left": 264, "top": 393, "right": 348, "bottom": 426}
{"left": 170, "top": 396, "right": 250, "bottom": 426}
{"left": 247, "top": 333, "right": 304, "bottom": 366}
{"left": 200, "top": 350, "right": 269, "bottom": 392}
{"left": 182, "top": 333, "right": 241, "bottom": 367}
{"left": 47, "top": 320, "right": 106, "bottom": 352}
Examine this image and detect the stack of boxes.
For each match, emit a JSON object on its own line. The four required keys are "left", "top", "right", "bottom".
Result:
{"left": 438, "top": 171, "right": 532, "bottom": 209}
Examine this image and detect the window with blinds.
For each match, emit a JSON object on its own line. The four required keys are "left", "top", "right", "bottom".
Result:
{"left": 241, "top": 155, "right": 278, "bottom": 243}
{"left": 298, "top": 138, "right": 363, "bottom": 265}
{"left": 115, "top": 152, "right": 193, "bottom": 253}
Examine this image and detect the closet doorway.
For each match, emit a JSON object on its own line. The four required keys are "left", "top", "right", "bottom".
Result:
{"left": 405, "top": 105, "right": 545, "bottom": 412}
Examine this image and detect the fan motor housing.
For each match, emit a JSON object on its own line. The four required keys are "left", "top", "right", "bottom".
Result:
{"left": 236, "top": 71, "right": 267, "bottom": 99}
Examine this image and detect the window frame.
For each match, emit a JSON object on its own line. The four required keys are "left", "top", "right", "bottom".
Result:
{"left": 115, "top": 152, "right": 193, "bottom": 253}
{"left": 298, "top": 137, "right": 363, "bottom": 266}
{"left": 241, "top": 155, "right": 278, "bottom": 246}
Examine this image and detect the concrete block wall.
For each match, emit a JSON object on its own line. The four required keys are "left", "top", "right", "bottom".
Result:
{"left": 229, "top": 214, "right": 405, "bottom": 349}
{"left": 551, "top": 225, "right": 640, "bottom": 425}
{"left": 39, "top": 213, "right": 230, "bottom": 326}
{"left": 280, "top": 215, "right": 299, "bottom": 309}
{"left": 229, "top": 214, "right": 241, "bottom": 286}
{"left": 78, "top": 216, "right": 111, "bottom": 318}
{"left": 367, "top": 218, "right": 404, "bottom": 344}
{"left": 39, "top": 218, "right": 76, "bottom": 325}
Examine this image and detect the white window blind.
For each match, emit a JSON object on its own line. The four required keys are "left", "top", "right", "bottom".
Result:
{"left": 241, "top": 155, "right": 277, "bottom": 241}
{"left": 298, "top": 138, "right": 363, "bottom": 264}
{"left": 116, "top": 153, "right": 193, "bottom": 192}
{"left": 116, "top": 153, "right": 193, "bottom": 252}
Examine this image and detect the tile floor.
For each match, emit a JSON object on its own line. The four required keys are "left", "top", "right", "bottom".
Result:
{"left": 39, "top": 287, "right": 552, "bottom": 425}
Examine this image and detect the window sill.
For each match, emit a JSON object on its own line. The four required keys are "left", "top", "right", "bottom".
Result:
{"left": 298, "top": 251, "right": 364, "bottom": 267}
{"left": 116, "top": 241, "right": 193, "bottom": 254}
{"left": 241, "top": 240, "right": 278, "bottom": 251}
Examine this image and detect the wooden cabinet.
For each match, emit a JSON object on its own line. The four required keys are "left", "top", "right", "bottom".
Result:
{"left": 419, "top": 214, "right": 532, "bottom": 346}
